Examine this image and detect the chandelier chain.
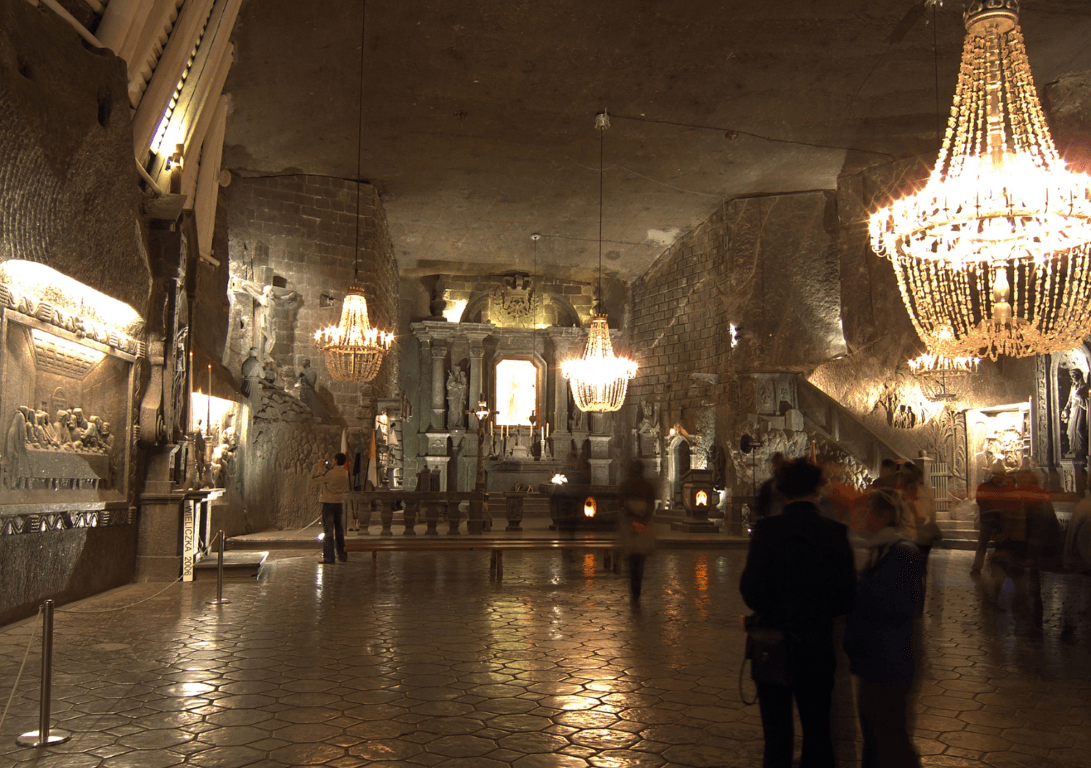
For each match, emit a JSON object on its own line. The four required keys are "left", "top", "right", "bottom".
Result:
{"left": 352, "top": 0, "right": 367, "bottom": 282}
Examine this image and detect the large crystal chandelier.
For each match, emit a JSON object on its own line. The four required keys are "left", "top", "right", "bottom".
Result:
{"left": 315, "top": 3, "right": 393, "bottom": 382}
{"left": 315, "top": 287, "right": 394, "bottom": 382}
{"left": 561, "top": 111, "right": 638, "bottom": 412}
{"left": 869, "top": 0, "right": 1091, "bottom": 360}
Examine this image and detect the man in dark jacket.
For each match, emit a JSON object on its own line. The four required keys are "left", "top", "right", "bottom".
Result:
{"left": 740, "top": 459, "right": 857, "bottom": 768}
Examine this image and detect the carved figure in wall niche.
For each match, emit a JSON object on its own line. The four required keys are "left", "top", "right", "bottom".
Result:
{"left": 1061, "top": 368, "right": 1089, "bottom": 457}
{"left": 18, "top": 407, "right": 36, "bottom": 446}
{"left": 297, "top": 358, "right": 329, "bottom": 422}
{"left": 447, "top": 368, "right": 467, "bottom": 429}
{"left": 241, "top": 347, "right": 262, "bottom": 398}
{"left": 70, "top": 409, "right": 89, "bottom": 447}
{"left": 570, "top": 408, "right": 587, "bottom": 432}
{"left": 3, "top": 409, "right": 30, "bottom": 489}
{"left": 35, "top": 411, "right": 59, "bottom": 448}
{"left": 54, "top": 410, "right": 71, "bottom": 447}
{"left": 637, "top": 401, "right": 660, "bottom": 435}
{"left": 82, "top": 416, "right": 104, "bottom": 451}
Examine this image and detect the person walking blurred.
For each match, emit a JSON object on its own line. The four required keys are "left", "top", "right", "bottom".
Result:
{"left": 972, "top": 462, "right": 1013, "bottom": 573}
{"left": 843, "top": 488, "right": 923, "bottom": 768}
{"left": 618, "top": 459, "right": 656, "bottom": 601}
{"left": 895, "top": 461, "right": 941, "bottom": 603}
{"left": 740, "top": 459, "right": 857, "bottom": 768}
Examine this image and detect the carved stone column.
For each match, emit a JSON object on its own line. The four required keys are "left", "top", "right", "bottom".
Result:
{"left": 430, "top": 343, "right": 447, "bottom": 432}
{"left": 418, "top": 335, "right": 432, "bottom": 434}
{"left": 468, "top": 342, "right": 485, "bottom": 428}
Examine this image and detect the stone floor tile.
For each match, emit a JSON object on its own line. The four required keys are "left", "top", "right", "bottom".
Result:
{"left": 2, "top": 550, "right": 1090, "bottom": 767}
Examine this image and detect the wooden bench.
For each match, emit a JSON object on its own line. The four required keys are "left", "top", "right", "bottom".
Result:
{"left": 343, "top": 538, "right": 621, "bottom": 576}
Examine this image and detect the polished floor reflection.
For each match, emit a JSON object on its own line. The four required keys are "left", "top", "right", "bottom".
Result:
{"left": 0, "top": 548, "right": 1088, "bottom": 767}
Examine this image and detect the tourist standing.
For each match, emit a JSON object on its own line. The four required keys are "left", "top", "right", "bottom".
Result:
{"left": 843, "top": 488, "right": 923, "bottom": 768}
{"left": 313, "top": 452, "right": 349, "bottom": 564}
{"left": 740, "top": 459, "right": 857, "bottom": 768}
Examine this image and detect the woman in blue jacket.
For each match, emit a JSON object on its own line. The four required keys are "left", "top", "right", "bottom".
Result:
{"left": 843, "top": 488, "right": 923, "bottom": 768}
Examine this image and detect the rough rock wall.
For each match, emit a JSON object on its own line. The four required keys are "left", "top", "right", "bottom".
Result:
{"left": 242, "top": 384, "right": 342, "bottom": 530}
{"left": 0, "top": 0, "right": 150, "bottom": 312}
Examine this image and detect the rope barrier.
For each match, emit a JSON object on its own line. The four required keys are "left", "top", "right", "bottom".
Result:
{"left": 0, "top": 607, "right": 42, "bottom": 734}
{"left": 57, "top": 577, "right": 184, "bottom": 615}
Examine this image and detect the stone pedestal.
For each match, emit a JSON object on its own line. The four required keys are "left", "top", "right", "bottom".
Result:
{"left": 136, "top": 444, "right": 187, "bottom": 582}
{"left": 588, "top": 458, "right": 612, "bottom": 486}
{"left": 589, "top": 435, "right": 611, "bottom": 459}
{"left": 671, "top": 468, "right": 720, "bottom": 533}
{"left": 505, "top": 492, "right": 525, "bottom": 531}
{"left": 425, "top": 432, "right": 450, "bottom": 457}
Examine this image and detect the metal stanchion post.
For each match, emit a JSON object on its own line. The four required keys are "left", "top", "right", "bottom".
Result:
{"left": 17, "top": 600, "right": 71, "bottom": 747}
{"left": 207, "top": 530, "right": 231, "bottom": 606}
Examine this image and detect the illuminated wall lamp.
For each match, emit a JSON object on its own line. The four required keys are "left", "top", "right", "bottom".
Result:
{"left": 583, "top": 497, "right": 597, "bottom": 518}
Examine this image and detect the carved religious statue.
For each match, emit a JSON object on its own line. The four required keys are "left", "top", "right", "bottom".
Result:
{"left": 297, "top": 358, "right": 329, "bottom": 422}
{"left": 447, "top": 368, "right": 467, "bottom": 429}
{"left": 1061, "top": 367, "right": 1089, "bottom": 458}
{"left": 637, "top": 401, "right": 659, "bottom": 435}
{"left": 230, "top": 278, "right": 299, "bottom": 360}
{"left": 241, "top": 347, "right": 262, "bottom": 398}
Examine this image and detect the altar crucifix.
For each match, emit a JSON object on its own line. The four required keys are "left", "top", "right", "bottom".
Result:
{"left": 230, "top": 278, "right": 299, "bottom": 361}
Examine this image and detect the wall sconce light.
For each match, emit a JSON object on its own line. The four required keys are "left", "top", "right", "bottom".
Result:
{"left": 583, "top": 497, "right": 597, "bottom": 518}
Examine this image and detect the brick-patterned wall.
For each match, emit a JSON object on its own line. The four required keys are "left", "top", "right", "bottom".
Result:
{"left": 630, "top": 206, "right": 732, "bottom": 422}
{"left": 224, "top": 175, "right": 400, "bottom": 424}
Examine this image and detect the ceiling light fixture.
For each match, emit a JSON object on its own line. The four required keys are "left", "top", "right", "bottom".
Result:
{"left": 314, "top": 1, "right": 393, "bottom": 382}
{"left": 908, "top": 352, "right": 980, "bottom": 401}
{"left": 562, "top": 111, "right": 638, "bottom": 413}
{"left": 869, "top": 0, "right": 1091, "bottom": 360}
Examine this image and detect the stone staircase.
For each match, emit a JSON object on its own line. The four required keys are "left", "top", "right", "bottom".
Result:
{"left": 794, "top": 376, "right": 909, "bottom": 478}
{"left": 793, "top": 376, "right": 975, "bottom": 548}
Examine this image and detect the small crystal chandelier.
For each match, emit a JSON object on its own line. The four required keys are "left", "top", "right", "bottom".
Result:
{"left": 314, "top": 4, "right": 393, "bottom": 382}
{"left": 869, "top": 0, "right": 1091, "bottom": 360}
{"left": 908, "top": 352, "right": 980, "bottom": 401}
{"left": 315, "top": 288, "right": 394, "bottom": 382}
{"left": 562, "top": 111, "right": 638, "bottom": 413}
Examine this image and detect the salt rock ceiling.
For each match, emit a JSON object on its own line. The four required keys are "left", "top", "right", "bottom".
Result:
{"left": 222, "top": 0, "right": 1091, "bottom": 283}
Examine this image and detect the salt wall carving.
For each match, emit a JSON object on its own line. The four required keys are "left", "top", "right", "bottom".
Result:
{"left": 489, "top": 275, "right": 542, "bottom": 328}
{"left": 966, "top": 405, "right": 1031, "bottom": 492}
{"left": 244, "top": 381, "right": 341, "bottom": 530}
{"left": 0, "top": 285, "right": 143, "bottom": 357}
{"left": 1, "top": 287, "right": 141, "bottom": 501}
{"left": 1, "top": 508, "right": 136, "bottom": 537}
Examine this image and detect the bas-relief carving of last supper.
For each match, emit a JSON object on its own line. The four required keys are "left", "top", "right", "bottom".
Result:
{"left": 0, "top": 263, "right": 141, "bottom": 501}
